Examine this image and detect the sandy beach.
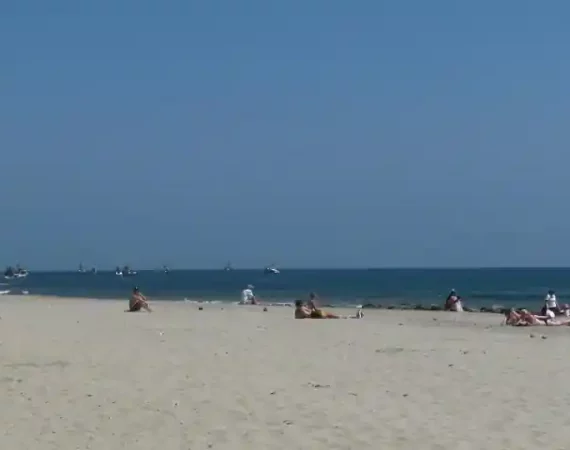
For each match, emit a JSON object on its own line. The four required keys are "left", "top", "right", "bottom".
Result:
{"left": 0, "top": 295, "right": 569, "bottom": 449}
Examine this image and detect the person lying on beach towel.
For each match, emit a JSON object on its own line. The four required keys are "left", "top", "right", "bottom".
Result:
{"left": 294, "top": 300, "right": 363, "bottom": 319}
{"left": 128, "top": 287, "right": 152, "bottom": 312}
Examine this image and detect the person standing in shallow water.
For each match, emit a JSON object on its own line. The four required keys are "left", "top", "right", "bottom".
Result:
{"left": 128, "top": 287, "right": 152, "bottom": 312}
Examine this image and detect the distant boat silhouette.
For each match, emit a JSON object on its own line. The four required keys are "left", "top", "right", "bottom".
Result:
{"left": 79, "top": 263, "right": 97, "bottom": 274}
{"left": 116, "top": 265, "right": 137, "bottom": 277}
{"left": 4, "top": 265, "right": 29, "bottom": 280}
{"left": 264, "top": 264, "right": 280, "bottom": 275}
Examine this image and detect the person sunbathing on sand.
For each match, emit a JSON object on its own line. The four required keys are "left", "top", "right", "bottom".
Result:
{"left": 306, "top": 292, "right": 336, "bottom": 318}
{"left": 308, "top": 293, "right": 342, "bottom": 318}
{"left": 295, "top": 299, "right": 340, "bottom": 318}
{"left": 309, "top": 292, "right": 364, "bottom": 319}
{"left": 503, "top": 308, "right": 545, "bottom": 326}
{"left": 295, "top": 299, "right": 363, "bottom": 319}
{"left": 504, "top": 308, "right": 570, "bottom": 326}
{"left": 540, "top": 308, "right": 570, "bottom": 326}
{"left": 519, "top": 309, "right": 547, "bottom": 325}
{"left": 128, "top": 287, "right": 152, "bottom": 312}
{"left": 503, "top": 308, "right": 523, "bottom": 326}
{"left": 520, "top": 308, "right": 570, "bottom": 326}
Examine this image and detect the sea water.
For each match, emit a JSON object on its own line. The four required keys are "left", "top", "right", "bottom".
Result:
{"left": 1, "top": 268, "right": 568, "bottom": 310}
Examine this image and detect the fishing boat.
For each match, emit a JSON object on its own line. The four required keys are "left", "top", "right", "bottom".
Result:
{"left": 79, "top": 263, "right": 97, "bottom": 274}
{"left": 118, "top": 265, "right": 137, "bottom": 277}
{"left": 4, "top": 265, "right": 29, "bottom": 280}
{"left": 263, "top": 265, "right": 280, "bottom": 275}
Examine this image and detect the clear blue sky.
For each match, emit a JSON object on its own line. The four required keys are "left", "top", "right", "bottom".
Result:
{"left": 1, "top": 1, "right": 570, "bottom": 270}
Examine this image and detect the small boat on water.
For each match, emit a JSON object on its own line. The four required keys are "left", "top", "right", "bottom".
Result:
{"left": 4, "top": 265, "right": 29, "bottom": 280}
{"left": 79, "top": 263, "right": 97, "bottom": 274}
{"left": 116, "top": 265, "right": 137, "bottom": 277}
{"left": 264, "top": 265, "right": 280, "bottom": 275}
{"left": 224, "top": 261, "right": 234, "bottom": 271}
{"left": 163, "top": 265, "right": 170, "bottom": 274}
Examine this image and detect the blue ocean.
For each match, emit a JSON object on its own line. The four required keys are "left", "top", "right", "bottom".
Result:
{"left": 1, "top": 268, "right": 568, "bottom": 310}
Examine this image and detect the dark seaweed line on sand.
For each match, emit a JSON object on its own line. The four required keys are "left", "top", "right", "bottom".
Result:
{"left": 354, "top": 303, "right": 507, "bottom": 314}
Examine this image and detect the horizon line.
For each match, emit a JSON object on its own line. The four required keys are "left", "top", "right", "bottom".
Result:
{"left": 13, "top": 266, "right": 570, "bottom": 272}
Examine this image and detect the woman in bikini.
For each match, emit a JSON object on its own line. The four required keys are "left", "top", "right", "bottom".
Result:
{"left": 294, "top": 299, "right": 339, "bottom": 319}
{"left": 307, "top": 292, "right": 340, "bottom": 318}
{"left": 294, "top": 298, "right": 363, "bottom": 319}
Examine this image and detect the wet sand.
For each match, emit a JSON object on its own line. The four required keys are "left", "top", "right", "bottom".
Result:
{"left": 0, "top": 295, "right": 567, "bottom": 449}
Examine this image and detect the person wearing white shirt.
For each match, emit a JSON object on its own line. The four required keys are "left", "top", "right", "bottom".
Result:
{"left": 543, "top": 289, "right": 560, "bottom": 315}
{"left": 240, "top": 284, "right": 258, "bottom": 305}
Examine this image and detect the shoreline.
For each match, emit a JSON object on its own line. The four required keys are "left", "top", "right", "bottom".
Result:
{"left": 0, "top": 292, "right": 514, "bottom": 314}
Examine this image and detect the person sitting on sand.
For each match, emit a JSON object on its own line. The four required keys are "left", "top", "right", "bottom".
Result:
{"left": 307, "top": 292, "right": 318, "bottom": 309}
{"left": 295, "top": 300, "right": 314, "bottom": 319}
{"left": 444, "top": 289, "right": 463, "bottom": 312}
{"left": 240, "top": 284, "right": 259, "bottom": 305}
{"left": 295, "top": 299, "right": 340, "bottom": 318}
{"left": 128, "top": 287, "right": 152, "bottom": 312}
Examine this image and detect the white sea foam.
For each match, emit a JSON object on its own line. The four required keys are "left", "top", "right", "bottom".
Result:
{"left": 183, "top": 299, "right": 222, "bottom": 304}
{"left": 232, "top": 301, "right": 293, "bottom": 307}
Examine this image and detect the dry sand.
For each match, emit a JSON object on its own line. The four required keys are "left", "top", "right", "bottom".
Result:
{"left": 0, "top": 295, "right": 569, "bottom": 449}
